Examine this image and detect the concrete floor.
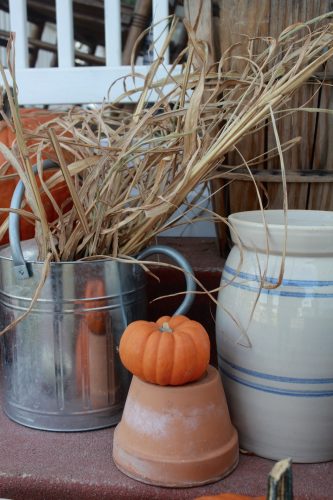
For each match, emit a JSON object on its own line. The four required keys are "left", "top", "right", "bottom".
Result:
{"left": 0, "top": 407, "right": 332, "bottom": 500}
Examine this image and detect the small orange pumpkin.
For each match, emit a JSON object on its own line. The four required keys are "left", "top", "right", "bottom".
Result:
{"left": 119, "top": 315, "right": 210, "bottom": 386}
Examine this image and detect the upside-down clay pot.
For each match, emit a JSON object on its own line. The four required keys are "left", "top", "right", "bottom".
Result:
{"left": 113, "top": 365, "right": 239, "bottom": 487}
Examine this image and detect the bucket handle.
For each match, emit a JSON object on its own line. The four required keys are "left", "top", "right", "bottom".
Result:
{"left": 9, "top": 160, "right": 59, "bottom": 280}
{"left": 137, "top": 245, "right": 196, "bottom": 316}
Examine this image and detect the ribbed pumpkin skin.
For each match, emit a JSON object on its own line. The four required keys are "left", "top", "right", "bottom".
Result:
{"left": 119, "top": 315, "right": 210, "bottom": 386}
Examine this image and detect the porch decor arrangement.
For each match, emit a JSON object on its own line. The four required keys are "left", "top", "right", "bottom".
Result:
{"left": 0, "top": 14, "right": 332, "bottom": 434}
{"left": 114, "top": 316, "right": 239, "bottom": 487}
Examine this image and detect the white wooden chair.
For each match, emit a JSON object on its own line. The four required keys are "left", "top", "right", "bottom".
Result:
{"left": 3, "top": 0, "right": 170, "bottom": 105}
{"left": 0, "top": 0, "right": 215, "bottom": 237}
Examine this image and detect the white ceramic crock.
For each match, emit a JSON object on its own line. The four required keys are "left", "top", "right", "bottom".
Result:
{"left": 216, "top": 210, "right": 333, "bottom": 463}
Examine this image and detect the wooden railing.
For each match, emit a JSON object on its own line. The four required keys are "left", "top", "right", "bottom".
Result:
{"left": 1, "top": 0, "right": 172, "bottom": 105}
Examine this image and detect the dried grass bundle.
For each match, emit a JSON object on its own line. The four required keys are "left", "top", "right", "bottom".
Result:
{"left": 1, "top": 13, "right": 333, "bottom": 261}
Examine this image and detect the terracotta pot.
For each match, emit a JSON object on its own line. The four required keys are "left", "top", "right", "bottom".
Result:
{"left": 113, "top": 365, "right": 239, "bottom": 487}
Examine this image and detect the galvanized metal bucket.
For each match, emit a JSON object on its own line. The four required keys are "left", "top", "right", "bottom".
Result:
{"left": 0, "top": 164, "right": 195, "bottom": 431}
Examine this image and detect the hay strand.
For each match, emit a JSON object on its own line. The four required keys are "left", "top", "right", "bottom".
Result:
{"left": 0, "top": 14, "right": 332, "bottom": 261}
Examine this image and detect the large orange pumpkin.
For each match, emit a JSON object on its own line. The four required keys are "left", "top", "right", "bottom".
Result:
{"left": 119, "top": 315, "right": 211, "bottom": 386}
{"left": 0, "top": 109, "right": 70, "bottom": 244}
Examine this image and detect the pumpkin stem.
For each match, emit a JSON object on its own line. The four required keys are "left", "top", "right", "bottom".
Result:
{"left": 160, "top": 322, "right": 173, "bottom": 333}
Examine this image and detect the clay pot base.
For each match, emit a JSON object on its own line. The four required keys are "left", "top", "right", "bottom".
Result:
{"left": 114, "top": 450, "right": 239, "bottom": 488}
{"left": 113, "top": 365, "right": 239, "bottom": 487}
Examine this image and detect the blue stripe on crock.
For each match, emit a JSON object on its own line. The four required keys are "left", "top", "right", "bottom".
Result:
{"left": 220, "top": 368, "right": 333, "bottom": 397}
{"left": 224, "top": 264, "right": 333, "bottom": 287}
{"left": 221, "top": 277, "right": 333, "bottom": 298}
{"left": 218, "top": 355, "right": 333, "bottom": 384}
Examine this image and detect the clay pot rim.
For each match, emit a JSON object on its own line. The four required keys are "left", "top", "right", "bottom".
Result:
{"left": 132, "top": 367, "right": 212, "bottom": 389}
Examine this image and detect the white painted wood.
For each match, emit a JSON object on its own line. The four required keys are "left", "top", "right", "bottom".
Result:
{"left": 9, "top": 0, "right": 28, "bottom": 68}
{"left": 2, "top": 0, "right": 175, "bottom": 103}
{"left": 55, "top": 0, "right": 74, "bottom": 67}
{"left": 0, "top": 11, "right": 10, "bottom": 65}
{"left": 152, "top": 0, "right": 169, "bottom": 63}
{"left": 35, "top": 23, "right": 57, "bottom": 68}
{"left": 3, "top": 64, "right": 182, "bottom": 105}
{"left": 104, "top": 0, "right": 121, "bottom": 66}
{"left": 1, "top": 0, "right": 177, "bottom": 106}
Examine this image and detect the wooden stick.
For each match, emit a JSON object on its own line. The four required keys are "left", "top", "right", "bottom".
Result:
{"left": 218, "top": 167, "right": 333, "bottom": 183}
{"left": 123, "top": 0, "right": 151, "bottom": 65}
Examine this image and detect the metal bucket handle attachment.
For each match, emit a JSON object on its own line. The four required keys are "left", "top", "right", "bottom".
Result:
{"left": 137, "top": 245, "right": 196, "bottom": 316}
{"left": 9, "top": 160, "right": 59, "bottom": 280}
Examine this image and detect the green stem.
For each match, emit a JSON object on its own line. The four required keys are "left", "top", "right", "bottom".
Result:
{"left": 160, "top": 322, "right": 173, "bottom": 333}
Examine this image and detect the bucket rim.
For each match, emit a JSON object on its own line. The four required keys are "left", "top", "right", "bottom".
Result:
{"left": 0, "top": 247, "right": 140, "bottom": 266}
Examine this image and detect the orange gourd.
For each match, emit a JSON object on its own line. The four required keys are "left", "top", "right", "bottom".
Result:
{"left": 119, "top": 315, "right": 210, "bottom": 386}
